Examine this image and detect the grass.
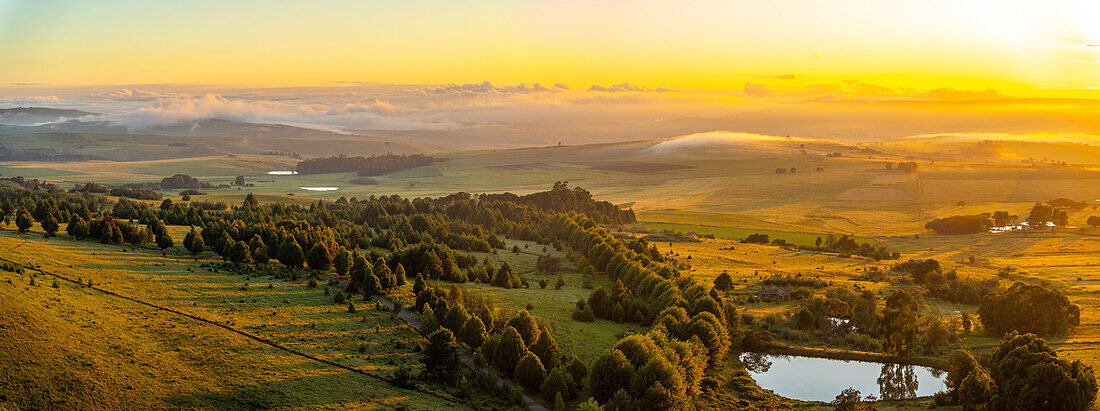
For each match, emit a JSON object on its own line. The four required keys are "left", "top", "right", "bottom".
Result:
{"left": 0, "top": 228, "right": 501, "bottom": 410}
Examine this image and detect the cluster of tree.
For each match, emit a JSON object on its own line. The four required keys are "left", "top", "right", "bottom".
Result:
{"left": 258, "top": 151, "right": 302, "bottom": 159}
{"left": 897, "top": 162, "right": 918, "bottom": 173}
{"left": 939, "top": 335, "right": 1097, "bottom": 410}
{"left": 588, "top": 324, "right": 727, "bottom": 409}
{"left": 1049, "top": 198, "right": 1089, "bottom": 210}
{"left": 891, "top": 259, "right": 1000, "bottom": 305}
{"left": 108, "top": 185, "right": 162, "bottom": 200}
{"left": 473, "top": 182, "right": 636, "bottom": 225}
{"left": 294, "top": 154, "right": 438, "bottom": 176}
{"left": 979, "top": 282, "right": 1081, "bottom": 338}
{"left": 1026, "top": 202, "right": 1070, "bottom": 228}
{"left": 160, "top": 174, "right": 209, "bottom": 189}
{"left": 925, "top": 214, "right": 995, "bottom": 234}
{"left": 798, "top": 235, "right": 900, "bottom": 260}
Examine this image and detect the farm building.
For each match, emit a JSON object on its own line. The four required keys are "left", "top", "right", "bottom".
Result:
{"left": 756, "top": 286, "right": 791, "bottom": 301}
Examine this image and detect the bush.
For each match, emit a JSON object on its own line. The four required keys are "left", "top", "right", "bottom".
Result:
{"left": 515, "top": 352, "right": 547, "bottom": 392}
{"left": 979, "top": 282, "right": 1080, "bottom": 337}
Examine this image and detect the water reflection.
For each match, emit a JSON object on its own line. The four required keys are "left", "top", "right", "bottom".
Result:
{"left": 877, "top": 364, "right": 918, "bottom": 400}
{"left": 741, "top": 352, "right": 773, "bottom": 373}
{"left": 740, "top": 353, "right": 946, "bottom": 402}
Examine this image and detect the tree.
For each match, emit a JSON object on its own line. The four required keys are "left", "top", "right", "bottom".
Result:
{"left": 374, "top": 258, "right": 394, "bottom": 290}
{"left": 235, "top": 175, "right": 246, "bottom": 186}
{"left": 507, "top": 310, "right": 541, "bottom": 347}
{"left": 492, "top": 261, "right": 522, "bottom": 288}
{"left": 880, "top": 290, "right": 918, "bottom": 356}
{"left": 515, "top": 352, "right": 547, "bottom": 393}
{"left": 459, "top": 316, "right": 487, "bottom": 349}
{"left": 631, "top": 356, "right": 687, "bottom": 410}
{"left": 532, "top": 326, "right": 560, "bottom": 370}
{"left": 713, "top": 271, "right": 733, "bottom": 292}
{"left": 493, "top": 326, "right": 527, "bottom": 377}
{"left": 228, "top": 240, "right": 251, "bottom": 265}
{"left": 979, "top": 282, "right": 1081, "bottom": 338}
{"left": 393, "top": 263, "right": 406, "bottom": 286}
{"left": 333, "top": 247, "right": 350, "bottom": 276}
{"left": 306, "top": 242, "right": 332, "bottom": 271}
{"left": 359, "top": 266, "right": 380, "bottom": 296}
{"left": 156, "top": 231, "right": 174, "bottom": 250}
{"left": 189, "top": 230, "right": 204, "bottom": 254}
{"left": 248, "top": 235, "right": 268, "bottom": 264}
{"left": 421, "top": 329, "right": 461, "bottom": 384}
{"left": 421, "top": 305, "right": 440, "bottom": 335}
{"left": 108, "top": 223, "right": 124, "bottom": 245}
{"left": 541, "top": 366, "right": 577, "bottom": 403}
{"left": 1027, "top": 203, "right": 1054, "bottom": 228}
{"left": 961, "top": 311, "right": 972, "bottom": 333}
{"left": 41, "top": 213, "right": 59, "bottom": 237}
{"left": 350, "top": 252, "right": 371, "bottom": 286}
{"left": 67, "top": 216, "right": 87, "bottom": 239}
{"left": 988, "top": 332, "right": 1097, "bottom": 410}
{"left": 242, "top": 192, "right": 258, "bottom": 208}
{"left": 15, "top": 209, "right": 32, "bottom": 234}
{"left": 831, "top": 388, "right": 869, "bottom": 411}
{"left": 278, "top": 237, "right": 304, "bottom": 268}
{"left": 590, "top": 349, "right": 634, "bottom": 402}
{"left": 444, "top": 303, "right": 469, "bottom": 332}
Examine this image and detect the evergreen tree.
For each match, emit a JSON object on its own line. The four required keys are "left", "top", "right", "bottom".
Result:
{"left": 421, "top": 328, "right": 461, "bottom": 384}
{"left": 156, "top": 231, "right": 174, "bottom": 250}
{"left": 190, "top": 232, "right": 204, "bottom": 254}
{"left": 333, "top": 247, "right": 350, "bottom": 276}
{"left": 350, "top": 252, "right": 371, "bottom": 286}
{"left": 541, "top": 366, "right": 577, "bottom": 403}
{"left": 67, "top": 216, "right": 87, "bottom": 239}
{"left": 532, "top": 325, "right": 560, "bottom": 370}
{"left": 515, "top": 352, "right": 547, "bottom": 393}
{"left": 306, "top": 242, "right": 333, "bottom": 271}
{"left": 444, "top": 303, "right": 469, "bottom": 332}
{"left": 248, "top": 235, "right": 268, "bottom": 264}
{"left": 989, "top": 332, "right": 1097, "bottom": 410}
{"left": 421, "top": 305, "right": 440, "bottom": 335}
{"left": 494, "top": 326, "right": 527, "bottom": 377}
{"left": 460, "top": 316, "right": 487, "bottom": 349}
{"left": 15, "top": 209, "right": 32, "bottom": 234}
{"left": 394, "top": 263, "right": 407, "bottom": 286}
{"left": 590, "top": 349, "right": 634, "bottom": 402}
{"left": 278, "top": 237, "right": 305, "bottom": 268}
{"left": 228, "top": 240, "right": 251, "bottom": 264}
{"left": 375, "top": 257, "right": 394, "bottom": 290}
{"left": 41, "top": 213, "right": 59, "bottom": 237}
{"left": 507, "top": 310, "right": 541, "bottom": 347}
{"left": 713, "top": 271, "right": 733, "bottom": 291}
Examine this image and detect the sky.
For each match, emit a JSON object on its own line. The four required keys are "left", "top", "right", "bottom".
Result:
{"left": 2, "top": 1, "right": 1100, "bottom": 148}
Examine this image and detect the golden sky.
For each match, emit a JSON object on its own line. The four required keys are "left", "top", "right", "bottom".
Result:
{"left": 1, "top": 0, "right": 1098, "bottom": 96}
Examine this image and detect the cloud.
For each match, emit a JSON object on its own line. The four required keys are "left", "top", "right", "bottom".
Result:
{"left": 91, "top": 88, "right": 179, "bottom": 101}
{"left": 588, "top": 83, "right": 677, "bottom": 93}
{"left": 554, "top": 83, "right": 570, "bottom": 90}
{"left": 101, "top": 93, "right": 448, "bottom": 132}
{"left": 772, "top": 74, "right": 799, "bottom": 80}
{"left": 743, "top": 82, "right": 771, "bottom": 97}
{"left": 423, "top": 81, "right": 556, "bottom": 95}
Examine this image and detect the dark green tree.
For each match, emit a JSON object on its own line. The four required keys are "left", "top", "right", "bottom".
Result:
{"left": 421, "top": 328, "right": 461, "bottom": 384}
{"left": 493, "top": 326, "right": 527, "bottom": 377}
{"left": 333, "top": 246, "right": 350, "bottom": 276}
{"left": 515, "top": 351, "right": 547, "bottom": 393}
{"left": 590, "top": 349, "right": 634, "bottom": 402}
{"left": 278, "top": 237, "right": 305, "bottom": 268}
{"left": 15, "top": 209, "right": 32, "bottom": 234}
{"left": 156, "top": 231, "right": 174, "bottom": 250}
{"left": 979, "top": 281, "right": 1081, "bottom": 337}
{"left": 713, "top": 271, "right": 733, "bottom": 291}
{"left": 459, "top": 316, "right": 487, "bottom": 349}
{"left": 41, "top": 213, "right": 59, "bottom": 237}
{"left": 306, "top": 242, "right": 332, "bottom": 271}
{"left": 228, "top": 240, "right": 251, "bottom": 265}
{"left": 988, "top": 332, "right": 1097, "bottom": 410}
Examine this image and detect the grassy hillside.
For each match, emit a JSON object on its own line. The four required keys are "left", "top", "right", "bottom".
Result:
{"left": 0, "top": 230, "right": 497, "bottom": 410}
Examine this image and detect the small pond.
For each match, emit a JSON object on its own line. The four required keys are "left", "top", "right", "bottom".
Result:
{"left": 268, "top": 170, "right": 298, "bottom": 175}
{"left": 299, "top": 187, "right": 339, "bottom": 191}
{"left": 741, "top": 353, "right": 946, "bottom": 402}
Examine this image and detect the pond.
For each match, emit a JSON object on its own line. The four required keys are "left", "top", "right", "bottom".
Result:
{"left": 741, "top": 353, "right": 947, "bottom": 402}
{"left": 299, "top": 187, "right": 339, "bottom": 191}
{"left": 267, "top": 170, "right": 298, "bottom": 175}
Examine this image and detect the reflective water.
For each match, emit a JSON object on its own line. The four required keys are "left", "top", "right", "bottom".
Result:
{"left": 741, "top": 353, "right": 947, "bottom": 402}
{"left": 299, "top": 187, "right": 338, "bottom": 191}
{"left": 267, "top": 170, "right": 298, "bottom": 175}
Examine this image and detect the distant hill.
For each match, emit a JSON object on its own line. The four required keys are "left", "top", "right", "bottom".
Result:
{"left": 0, "top": 107, "right": 96, "bottom": 125}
